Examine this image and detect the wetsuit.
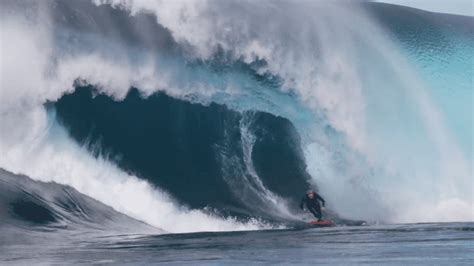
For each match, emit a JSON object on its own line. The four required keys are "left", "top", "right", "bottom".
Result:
{"left": 300, "top": 194, "right": 325, "bottom": 220}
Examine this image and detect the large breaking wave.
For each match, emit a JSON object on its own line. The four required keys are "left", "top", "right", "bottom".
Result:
{"left": 0, "top": 0, "right": 472, "bottom": 234}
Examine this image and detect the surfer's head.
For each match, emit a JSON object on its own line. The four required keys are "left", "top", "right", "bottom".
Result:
{"left": 306, "top": 190, "right": 315, "bottom": 198}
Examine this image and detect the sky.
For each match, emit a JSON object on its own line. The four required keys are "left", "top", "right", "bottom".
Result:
{"left": 375, "top": 0, "right": 473, "bottom": 16}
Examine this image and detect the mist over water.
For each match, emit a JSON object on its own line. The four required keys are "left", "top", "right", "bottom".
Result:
{"left": 0, "top": 0, "right": 472, "bottom": 237}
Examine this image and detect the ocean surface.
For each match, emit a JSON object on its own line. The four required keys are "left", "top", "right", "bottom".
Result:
{"left": 3, "top": 224, "right": 474, "bottom": 264}
{"left": 0, "top": 0, "right": 472, "bottom": 264}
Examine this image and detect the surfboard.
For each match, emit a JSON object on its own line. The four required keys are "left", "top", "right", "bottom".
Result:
{"left": 308, "top": 220, "right": 334, "bottom": 227}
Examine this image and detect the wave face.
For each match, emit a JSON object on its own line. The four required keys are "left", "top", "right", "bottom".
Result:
{"left": 0, "top": 0, "right": 473, "bottom": 234}
{"left": 365, "top": 3, "right": 474, "bottom": 159}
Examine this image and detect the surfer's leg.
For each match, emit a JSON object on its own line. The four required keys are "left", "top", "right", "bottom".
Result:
{"left": 309, "top": 207, "right": 321, "bottom": 220}
{"left": 311, "top": 206, "right": 322, "bottom": 221}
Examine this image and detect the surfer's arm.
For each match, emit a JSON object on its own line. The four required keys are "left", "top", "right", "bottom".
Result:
{"left": 317, "top": 195, "right": 325, "bottom": 207}
{"left": 299, "top": 198, "right": 305, "bottom": 210}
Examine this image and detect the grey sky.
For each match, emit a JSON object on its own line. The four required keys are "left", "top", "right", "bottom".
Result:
{"left": 375, "top": 0, "right": 473, "bottom": 16}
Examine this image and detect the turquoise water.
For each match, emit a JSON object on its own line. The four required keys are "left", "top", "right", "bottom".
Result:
{"left": 399, "top": 23, "right": 473, "bottom": 160}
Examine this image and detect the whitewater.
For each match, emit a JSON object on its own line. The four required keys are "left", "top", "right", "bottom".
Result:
{"left": 0, "top": 0, "right": 473, "bottom": 263}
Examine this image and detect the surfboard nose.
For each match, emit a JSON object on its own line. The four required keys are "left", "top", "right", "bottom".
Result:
{"left": 308, "top": 220, "right": 334, "bottom": 227}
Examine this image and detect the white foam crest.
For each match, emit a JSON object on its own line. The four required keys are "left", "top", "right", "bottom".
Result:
{"left": 1, "top": 2, "right": 239, "bottom": 113}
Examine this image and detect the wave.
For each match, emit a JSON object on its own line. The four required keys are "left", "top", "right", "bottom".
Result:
{"left": 0, "top": 168, "right": 159, "bottom": 234}
{"left": 0, "top": 0, "right": 472, "bottom": 235}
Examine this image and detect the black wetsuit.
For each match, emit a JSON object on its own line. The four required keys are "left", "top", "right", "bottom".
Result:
{"left": 300, "top": 194, "right": 325, "bottom": 220}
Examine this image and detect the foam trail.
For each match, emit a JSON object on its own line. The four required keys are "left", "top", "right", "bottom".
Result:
{"left": 238, "top": 113, "right": 297, "bottom": 219}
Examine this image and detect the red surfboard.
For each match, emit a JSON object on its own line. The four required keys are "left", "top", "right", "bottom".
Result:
{"left": 308, "top": 220, "right": 334, "bottom": 227}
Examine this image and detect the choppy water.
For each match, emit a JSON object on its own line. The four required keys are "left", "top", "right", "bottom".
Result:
{"left": 2, "top": 223, "right": 472, "bottom": 265}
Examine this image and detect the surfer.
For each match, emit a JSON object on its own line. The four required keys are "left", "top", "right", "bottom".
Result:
{"left": 300, "top": 190, "right": 325, "bottom": 221}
